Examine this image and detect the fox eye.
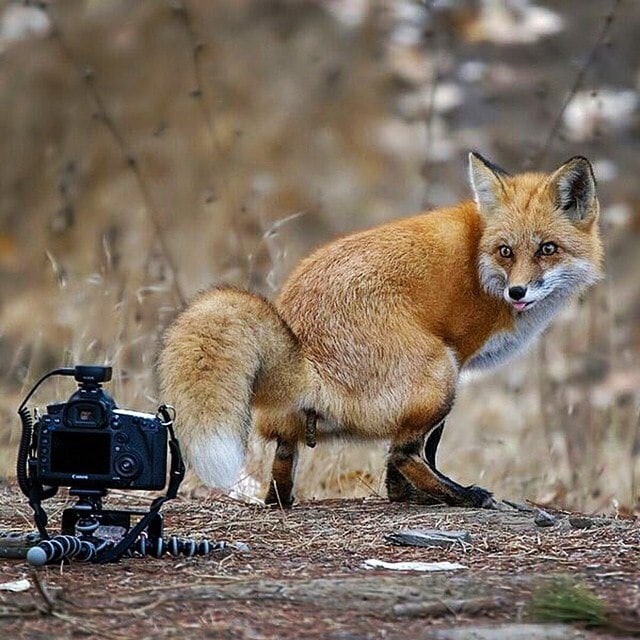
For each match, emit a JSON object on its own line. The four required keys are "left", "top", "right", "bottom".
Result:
{"left": 498, "top": 245, "right": 513, "bottom": 259}
{"left": 540, "top": 242, "right": 558, "bottom": 256}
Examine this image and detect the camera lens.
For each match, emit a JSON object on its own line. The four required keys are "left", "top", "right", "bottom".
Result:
{"left": 114, "top": 453, "right": 141, "bottom": 479}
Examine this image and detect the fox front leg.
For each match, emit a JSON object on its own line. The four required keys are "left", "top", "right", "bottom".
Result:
{"left": 389, "top": 422, "right": 497, "bottom": 509}
{"left": 386, "top": 421, "right": 446, "bottom": 504}
{"left": 264, "top": 438, "right": 298, "bottom": 508}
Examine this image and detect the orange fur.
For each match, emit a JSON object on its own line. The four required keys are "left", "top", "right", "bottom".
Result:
{"left": 158, "top": 153, "right": 603, "bottom": 505}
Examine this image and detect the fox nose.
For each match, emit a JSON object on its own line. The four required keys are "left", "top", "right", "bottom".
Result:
{"left": 508, "top": 286, "right": 527, "bottom": 300}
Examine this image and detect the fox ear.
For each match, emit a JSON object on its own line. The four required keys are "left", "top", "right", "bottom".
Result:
{"left": 549, "top": 156, "right": 598, "bottom": 224}
{"left": 468, "top": 151, "right": 510, "bottom": 216}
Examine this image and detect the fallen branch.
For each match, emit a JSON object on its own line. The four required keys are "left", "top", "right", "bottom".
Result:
{"left": 32, "top": 571, "right": 55, "bottom": 615}
{"left": 393, "top": 596, "right": 506, "bottom": 618}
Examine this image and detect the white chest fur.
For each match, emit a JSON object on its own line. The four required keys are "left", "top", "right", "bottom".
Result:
{"left": 464, "top": 297, "right": 564, "bottom": 371}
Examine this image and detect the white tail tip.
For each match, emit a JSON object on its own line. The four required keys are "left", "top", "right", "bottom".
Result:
{"left": 186, "top": 428, "right": 245, "bottom": 490}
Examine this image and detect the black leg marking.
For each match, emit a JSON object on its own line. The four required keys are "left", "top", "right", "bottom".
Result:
{"left": 423, "top": 420, "right": 445, "bottom": 468}
{"left": 386, "top": 460, "right": 413, "bottom": 502}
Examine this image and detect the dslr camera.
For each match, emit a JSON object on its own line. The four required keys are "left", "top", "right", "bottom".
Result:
{"left": 14, "top": 365, "right": 187, "bottom": 565}
{"left": 30, "top": 365, "right": 167, "bottom": 490}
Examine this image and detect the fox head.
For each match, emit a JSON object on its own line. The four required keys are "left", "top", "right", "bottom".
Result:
{"left": 468, "top": 152, "right": 603, "bottom": 312}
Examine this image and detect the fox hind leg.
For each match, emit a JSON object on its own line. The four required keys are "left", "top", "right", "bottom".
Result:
{"left": 264, "top": 438, "right": 298, "bottom": 508}
{"left": 256, "top": 411, "right": 303, "bottom": 508}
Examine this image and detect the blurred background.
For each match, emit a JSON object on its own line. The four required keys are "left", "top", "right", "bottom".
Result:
{"left": 1, "top": 0, "right": 638, "bottom": 513}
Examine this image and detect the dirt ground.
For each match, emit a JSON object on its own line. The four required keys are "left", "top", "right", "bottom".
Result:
{"left": 1, "top": 484, "right": 639, "bottom": 639}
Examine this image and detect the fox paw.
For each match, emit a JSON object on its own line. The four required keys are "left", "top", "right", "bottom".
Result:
{"left": 464, "top": 484, "right": 498, "bottom": 509}
{"left": 264, "top": 485, "right": 295, "bottom": 509}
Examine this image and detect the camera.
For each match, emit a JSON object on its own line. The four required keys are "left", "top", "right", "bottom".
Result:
{"left": 32, "top": 366, "right": 167, "bottom": 490}
{"left": 14, "top": 364, "right": 186, "bottom": 565}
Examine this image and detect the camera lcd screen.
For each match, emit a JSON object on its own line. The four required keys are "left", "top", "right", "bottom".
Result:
{"left": 50, "top": 432, "right": 111, "bottom": 475}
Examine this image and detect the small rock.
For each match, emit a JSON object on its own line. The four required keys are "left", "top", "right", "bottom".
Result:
{"left": 385, "top": 528, "right": 471, "bottom": 548}
{"left": 534, "top": 509, "right": 557, "bottom": 527}
{"left": 569, "top": 516, "right": 595, "bottom": 529}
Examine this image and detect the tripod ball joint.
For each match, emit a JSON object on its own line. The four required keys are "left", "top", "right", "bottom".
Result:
{"left": 127, "top": 533, "right": 227, "bottom": 559}
{"left": 26, "top": 535, "right": 97, "bottom": 566}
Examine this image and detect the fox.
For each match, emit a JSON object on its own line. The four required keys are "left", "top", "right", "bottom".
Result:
{"left": 157, "top": 152, "right": 603, "bottom": 509}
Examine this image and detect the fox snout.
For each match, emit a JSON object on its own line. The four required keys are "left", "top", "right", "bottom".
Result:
{"left": 504, "top": 280, "right": 538, "bottom": 311}
{"left": 504, "top": 285, "right": 531, "bottom": 311}
{"left": 507, "top": 285, "right": 527, "bottom": 301}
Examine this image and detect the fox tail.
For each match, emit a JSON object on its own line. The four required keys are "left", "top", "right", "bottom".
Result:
{"left": 157, "top": 287, "right": 305, "bottom": 490}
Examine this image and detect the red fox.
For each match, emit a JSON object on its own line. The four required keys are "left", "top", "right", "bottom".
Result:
{"left": 158, "top": 153, "right": 603, "bottom": 508}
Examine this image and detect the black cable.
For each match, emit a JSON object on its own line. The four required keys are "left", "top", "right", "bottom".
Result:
{"left": 17, "top": 368, "right": 75, "bottom": 501}
{"left": 17, "top": 368, "right": 75, "bottom": 414}
{"left": 16, "top": 407, "right": 34, "bottom": 498}
{"left": 17, "top": 406, "right": 57, "bottom": 539}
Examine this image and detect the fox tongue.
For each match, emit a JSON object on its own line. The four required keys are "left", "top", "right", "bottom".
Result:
{"left": 513, "top": 301, "right": 527, "bottom": 311}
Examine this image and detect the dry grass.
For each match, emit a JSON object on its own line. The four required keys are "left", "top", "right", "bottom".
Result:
{"left": 531, "top": 578, "right": 608, "bottom": 628}
{"left": 1, "top": 0, "right": 639, "bottom": 513}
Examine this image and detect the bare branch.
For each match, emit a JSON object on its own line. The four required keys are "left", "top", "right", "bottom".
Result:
{"left": 46, "top": 7, "right": 186, "bottom": 307}
{"left": 169, "top": 0, "right": 252, "bottom": 283}
{"left": 529, "top": 0, "right": 621, "bottom": 168}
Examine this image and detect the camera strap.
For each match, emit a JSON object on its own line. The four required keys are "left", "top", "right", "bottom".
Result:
{"left": 96, "top": 405, "right": 185, "bottom": 564}
{"left": 29, "top": 486, "right": 53, "bottom": 540}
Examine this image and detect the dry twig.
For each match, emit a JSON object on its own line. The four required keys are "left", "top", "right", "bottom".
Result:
{"left": 530, "top": 0, "right": 622, "bottom": 167}
{"left": 32, "top": 570, "right": 55, "bottom": 614}
{"left": 46, "top": 7, "right": 186, "bottom": 307}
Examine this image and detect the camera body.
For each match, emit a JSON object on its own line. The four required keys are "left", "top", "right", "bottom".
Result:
{"left": 34, "top": 366, "right": 167, "bottom": 490}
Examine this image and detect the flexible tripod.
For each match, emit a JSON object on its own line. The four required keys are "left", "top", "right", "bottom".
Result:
{"left": 60, "top": 488, "right": 164, "bottom": 541}
{"left": 27, "top": 487, "right": 225, "bottom": 565}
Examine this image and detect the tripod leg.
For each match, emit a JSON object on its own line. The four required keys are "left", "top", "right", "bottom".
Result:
{"left": 61, "top": 509, "right": 79, "bottom": 535}
{"left": 146, "top": 513, "right": 164, "bottom": 541}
